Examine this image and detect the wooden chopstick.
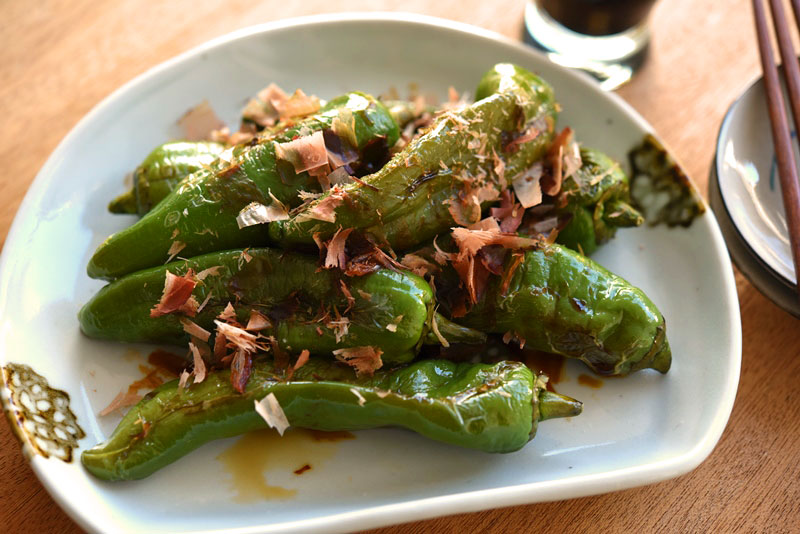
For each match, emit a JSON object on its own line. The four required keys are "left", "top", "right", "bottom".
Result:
{"left": 792, "top": 0, "right": 800, "bottom": 33}
{"left": 752, "top": 0, "right": 800, "bottom": 300}
{"left": 769, "top": 0, "right": 800, "bottom": 133}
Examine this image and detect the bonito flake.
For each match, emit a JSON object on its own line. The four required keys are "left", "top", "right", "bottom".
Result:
{"left": 254, "top": 393, "right": 290, "bottom": 436}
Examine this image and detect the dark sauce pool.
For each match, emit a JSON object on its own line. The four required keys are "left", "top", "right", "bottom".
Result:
{"left": 538, "top": 0, "right": 656, "bottom": 36}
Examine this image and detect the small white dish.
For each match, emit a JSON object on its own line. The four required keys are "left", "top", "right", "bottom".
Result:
{"left": 709, "top": 163, "right": 800, "bottom": 317}
{"left": 716, "top": 74, "right": 798, "bottom": 286}
{"left": 0, "top": 13, "right": 741, "bottom": 534}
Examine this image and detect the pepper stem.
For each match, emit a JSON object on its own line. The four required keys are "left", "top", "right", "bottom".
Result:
{"left": 108, "top": 189, "right": 137, "bottom": 214}
{"left": 422, "top": 312, "right": 487, "bottom": 346}
{"left": 604, "top": 199, "right": 644, "bottom": 227}
{"left": 537, "top": 390, "right": 583, "bottom": 421}
{"left": 648, "top": 338, "right": 672, "bottom": 374}
{"left": 631, "top": 324, "right": 672, "bottom": 374}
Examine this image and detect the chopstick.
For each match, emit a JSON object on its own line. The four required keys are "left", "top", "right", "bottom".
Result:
{"left": 752, "top": 0, "right": 800, "bottom": 300}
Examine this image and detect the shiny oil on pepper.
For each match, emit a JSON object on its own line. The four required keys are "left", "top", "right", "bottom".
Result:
{"left": 108, "top": 141, "right": 226, "bottom": 216}
{"left": 452, "top": 242, "right": 671, "bottom": 376}
{"left": 88, "top": 92, "right": 399, "bottom": 280}
{"left": 269, "top": 64, "right": 558, "bottom": 252}
{"left": 79, "top": 247, "right": 484, "bottom": 364}
{"left": 551, "top": 147, "right": 644, "bottom": 255}
{"left": 81, "top": 357, "right": 582, "bottom": 480}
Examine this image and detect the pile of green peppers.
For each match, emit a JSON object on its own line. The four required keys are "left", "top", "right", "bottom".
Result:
{"left": 80, "top": 63, "right": 672, "bottom": 481}
{"left": 89, "top": 91, "right": 400, "bottom": 280}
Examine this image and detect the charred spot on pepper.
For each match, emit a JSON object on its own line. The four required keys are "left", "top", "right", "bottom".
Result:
{"left": 205, "top": 171, "right": 270, "bottom": 212}
{"left": 275, "top": 157, "right": 301, "bottom": 186}
{"left": 141, "top": 389, "right": 159, "bottom": 402}
{"left": 134, "top": 415, "right": 153, "bottom": 440}
{"left": 227, "top": 254, "right": 276, "bottom": 293}
{"left": 552, "top": 332, "right": 617, "bottom": 375}
{"left": 321, "top": 128, "right": 358, "bottom": 173}
{"left": 263, "top": 291, "right": 304, "bottom": 324}
{"left": 500, "top": 132, "right": 519, "bottom": 155}
{"left": 217, "top": 163, "right": 242, "bottom": 179}
{"left": 406, "top": 170, "right": 439, "bottom": 196}
{"left": 570, "top": 297, "right": 588, "bottom": 313}
{"left": 351, "top": 137, "right": 391, "bottom": 177}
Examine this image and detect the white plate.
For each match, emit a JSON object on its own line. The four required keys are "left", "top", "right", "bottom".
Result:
{"left": 716, "top": 72, "right": 797, "bottom": 285}
{"left": 0, "top": 13, "right": 741, "bottom": 534}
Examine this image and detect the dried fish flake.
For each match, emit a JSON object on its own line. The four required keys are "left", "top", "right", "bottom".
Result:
{"left": 254, "top": 393, "right": 290, "bottom": 436}
{"left": 350, "top": 388, "right": 367, "bottom": 406}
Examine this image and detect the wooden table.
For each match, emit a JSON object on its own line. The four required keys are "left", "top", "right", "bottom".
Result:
{"left": 2, "top": 1, "right": 798, "bottom": 532}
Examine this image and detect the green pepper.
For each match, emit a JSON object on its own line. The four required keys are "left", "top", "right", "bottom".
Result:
{"left": 81, "top": 357, "right": 582, "bottom": 480}
{"left": 269, "top": 63, "right": 557, "bottom": 251}
{"left": 108, "top": 141, "right": 226, "bottom": 216}
{"left": 444, "top": 242, "right": 671, "bottom": 376}
{"left": 87, "top": 92, "right": 400, "bottom": 281}
{"left": 79, "top": 247, "right": 484, "bottom": 363}
{"left": 552, "top": 147, "right": 643, "bottom": 255}
{"left": 382, "top": 99, "right": 438, "bottom": 131}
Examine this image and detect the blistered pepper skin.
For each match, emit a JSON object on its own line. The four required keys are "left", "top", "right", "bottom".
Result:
{"left": 456, "top": 242, "right": 671, "bottom": 376}
{"left": 87, "top": 92, "right": 399, "bottom": 281}
{"left": 554, "top": 147, "right": 644, "bottom": 255}
{"left": 108, "top": 141, "right": 226, "bottom": 216}
{"left": 269, "top": 63, "right": 557, "bottom": 251}
{"left": 80, "top": 248, "right": 434, "bottom": 363}
{"left": 383, "top": 100, "right": 436, "bottom": 130}
{"left": 81, "top": 358, "right": 582, "bottom": 480}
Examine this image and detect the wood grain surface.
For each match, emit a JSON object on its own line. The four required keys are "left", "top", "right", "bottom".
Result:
{"left": 1, "top": 0, "right": 799, "bottom": 532}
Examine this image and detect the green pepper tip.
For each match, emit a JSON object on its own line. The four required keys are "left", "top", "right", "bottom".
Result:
{"left": 422, "top": 312, "right": 488, "bottom": 346}
{"left": 538, "top": 390, "right": 583, "bottom": 421}
{"left": 647, "top": 338, "right": 672, "bottom": 374}
{"left": 108, "top": 190, "right": 137, "bottom": 214}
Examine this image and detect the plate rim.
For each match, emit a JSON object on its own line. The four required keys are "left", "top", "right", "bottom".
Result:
{"left": 0, "top": 12, "right": 742, "bottom": 534}
{"left": 709, "top": 159, "right": 800, "bottom": 317}
{"left": 715, "top": 71, "right": 796, "bottom": 286}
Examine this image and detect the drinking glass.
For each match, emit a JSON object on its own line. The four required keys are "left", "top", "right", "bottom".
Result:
{"left": 524, "top": 0, "right": 657, "bottom": 90}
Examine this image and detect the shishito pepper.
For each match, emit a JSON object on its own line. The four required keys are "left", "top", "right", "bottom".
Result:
{"left": 445, "top": 242, "right": 671, "bottom": 376}
{"left": 106, "top": 103, "right": 418, "bottom": 218}
{"left": 79, "top": 247, "right": 484, "bottom": 363}
{"left": 551, "top": 147, "right": 644, "bottom": 255}
{"left": 383, "top": 99, "right": 436, "bottom": 130}
{"left": 87, "top": 92, "right": 400, "bottom": 281}
{"left": 269, "top": 63, "right": 557, "bottom": 251}
{"left": 108, "top": 141, "right": 226, "bottom": 216}
{"left": 81, "top": 357, "right": 582, "bottom": 480}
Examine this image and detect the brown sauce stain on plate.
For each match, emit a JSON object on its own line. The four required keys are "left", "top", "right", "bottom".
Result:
{"left": 293, "top": 464, "right": 312, "bottom": 475}
{"left": 578, "top": 374, "right": 604, "bottom": 389}
{"left": 100, "top": 363, "right": 176, "bottom": 415}
{"left": 122, "top": 348, "right": 142, "bottom": 362}
{"left": 522, "top": 351, "right": 566, "bottom": 392}
{"left": 130, "top": 366, "right": 166, "bottom": 392}
{"left": 217, "top": 428, "right": 354, "bottom": 502}
{"left": 2, "top": 363, "right": 85, "bottom": 462}
{"left": 307, "top": 429, "right": 355, "bottom": 442}
{"left": 147, "top": 349, "right": 186, "bottom": 377}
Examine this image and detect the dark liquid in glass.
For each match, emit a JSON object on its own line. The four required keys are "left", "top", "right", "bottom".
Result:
{"left": 538, "top": 0, "right": 656, "bottom": 36}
